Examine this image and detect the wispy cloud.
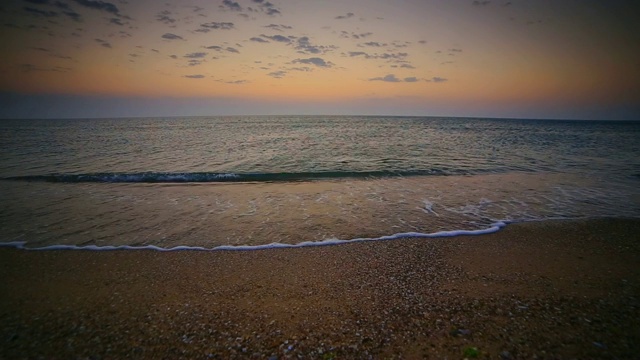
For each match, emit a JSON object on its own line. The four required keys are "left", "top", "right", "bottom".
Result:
{"left": 250, "top": 37, "right": 269, "bottom": 43}
{"left": 184, "top": 52, "right": 207, "bottom": 59}
{"left": 268, "top": 70, "right": 286, "bottom": 78}
{"left": 346, "top": 51, "right": 408, "bottom": 62}
{"left": 196, "top": 22, "right": 235, "bottom": 33}
{"left": 261, "top": 34, "right": 292, "bottom": 43}
{"left": 156, "top": 10, "right": 176, "bottom": 25}
{"left": 264, "top": 24, "right": 292, "bottom": 32}
{"left": 219, "top": 79, "right": 248, "bottom": 84}
{"left": 109, "top": 17, "right": 126, "bottom": 26}
{"left": 368, "top": 74, "right": 419, "bottom": 83}
{"left": 219, "top": 0, "right": 242, "bottom": 12}
{"left": 369, "top": 74, "right": 401, "bottom": 82}
{"left": 23, "top": 7, "right": 58, "bottom": 17}
{"left": 427, "top": 77, "right": 448, "bottom": 83}
{"left": 250, "top": 0, "right": 281, "bottom": 16}
{"left": 95, "top": 38, "right": 111, "bottom": 48}
{"left": 361, "top": 41, "right": 386, "bottom": 47}
{"left": 335, "top": 12, "right": 354, "bottom": 20}
{"left": 20, "top": 63, "right": 72, "bottom": 73}
{"left": 183, "top": 74, "right": 205, "bottom": 79}
{"left": 71, "top": 0, "right": 120, "bottom": 16}
{"left": 292, "top": 57, "right": 333, "bottom": 68}
{"left": 295, "top": 36, "right": 336, "bottom": 55}
{"left": 340, "top": 31, "right": 373, "bottom": 40}
{"left": 205, "top": 45, "right": 240, "bottom": 54}
{"left": 162, "top": 33, "right": 183, "bottom": 40}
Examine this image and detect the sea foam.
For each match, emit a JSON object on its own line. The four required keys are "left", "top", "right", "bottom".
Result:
{"left": 0, "top": 221, "right": 507, "bottom": 252}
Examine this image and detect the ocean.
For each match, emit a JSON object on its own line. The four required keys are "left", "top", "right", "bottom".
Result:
{"left": 1, "top": 116, "right": 638, "bottom": 250}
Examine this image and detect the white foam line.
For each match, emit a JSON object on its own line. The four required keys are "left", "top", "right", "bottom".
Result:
{"left": 0, "top": 222, "right": 508, "bottom": 252}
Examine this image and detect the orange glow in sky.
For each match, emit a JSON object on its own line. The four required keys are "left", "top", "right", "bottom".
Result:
{"left": 0, "top": 0, "right": 638, "bottom": 119}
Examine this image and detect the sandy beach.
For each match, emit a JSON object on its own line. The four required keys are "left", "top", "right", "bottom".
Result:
{"left": 1, "top": 218, "right": 639, "bottom": 359}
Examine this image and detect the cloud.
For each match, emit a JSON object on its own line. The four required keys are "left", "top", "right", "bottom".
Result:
{"left": 250, "top": 0, "right": 281, "bottom": 16}
{"left": 335, "top": 12, "right": 354, "bottom": 20}
{"left": 24, "top": 1, "right": 82, "bottom": 21}
{"left": 162, "top": 33, "right": 183, "bottom": 40}
{"left": 418, "top": 40, "right": 427, "bottom": 44}
{"left": 183, "top": 74, "right": 205, "bottom": 79}
{"left": 292, "top": 57, "right": 333, "bottom": 68}
{"left": 378, "top": 52, "right": 408, "bottom": 60}
{"left": 264, "top": 24, "right": 292, "bottom": 31}
{"left": 205, "top": 45, "right": 240, "bottom": 54}
{"left": 261, "top": 34, "right": 292, "bottom": 43}
{"left": 71, "top": 0, "right": 119, "bottom": 16}
{"left": 398, "top": 64, "right": 415, "bottom": 69}
{"left": 392, "top": 41, "right": 411, "bottom": 48}
{"left": 156, "top": 10, "right": 176, "bottom": 24}
{"left": 472, "top": 0, "right": 491, "bottom": 5}
{"left": 295, "top": 36, "right": 336, "bottom": 55}
{"left": 196, "top": 22, "right": 235, "bottom": 32}
{"left": 24, "top": 7, "right": 58, "bottom": 17}
{"left": 288, "top": 66, "right": 312, "bottom": 72}
{"left": 250, "top": 37, "right": 269, "bottom": 43}
{"left": 368, "top": 74, "right": 421, "bottom": 83}
{"left": 109, "top": 17, "right": 126, "bottom": 25}
{"left": 95, "top": 38, "right": 111, "bottom": 48}
{"left": 449, "top": 48, "right": 462, "bottom": 52}
{"left": 63, "top": 10, "right": 81, "bottom": 21}
{"left": 340, "top": 31, "right": 373, "bottom": 39}
{"left": 346, "top": 51, "right": 408, "bottom": 63}
{"left": 268, "top": 70, "right": 286, "bottom": 78}
{"left": 184, "top": 52, "right": 207, "bottom": 59}
{"left": 427, "top": 77, "right": 448, "bottom": 83}
{"left": 19, "top": 63, "right": 71, "bottom": 73}
{"left": 220, "top": 0, "right": 242, "bottom": 11}
{"left": 369, "top": 74, "right": 401, "bottom": 82}
{"left": 223, "top": 79, "right": 248, "bottom": 84}
{"left": 362, "top": 41, "right": 385, "bottom": 47}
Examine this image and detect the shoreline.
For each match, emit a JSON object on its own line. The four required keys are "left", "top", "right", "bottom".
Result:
{"left": 1, "top": 218, "right": 639, "bottom": 359}
{"left": 0, "top": 220, "right": 508, "bottom": 251}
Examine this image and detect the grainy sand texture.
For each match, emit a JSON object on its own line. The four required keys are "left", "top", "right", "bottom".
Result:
{"left": 1, "top": 219, "right": 639, "bottom": 359}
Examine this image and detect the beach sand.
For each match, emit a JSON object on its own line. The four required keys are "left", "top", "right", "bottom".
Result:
{"left": 1, "top": 218, "right": 639, "bottom": 359}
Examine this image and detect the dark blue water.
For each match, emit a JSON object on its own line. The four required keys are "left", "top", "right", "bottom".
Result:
{"left": 1, "top": 116, "right": 639, "bottom": 249}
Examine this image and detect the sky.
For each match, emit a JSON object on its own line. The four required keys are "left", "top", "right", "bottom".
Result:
{"left": 0, "top": 0, "right": 638, "bottom": 119}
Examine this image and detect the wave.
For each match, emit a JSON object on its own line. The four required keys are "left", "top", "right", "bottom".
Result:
{"left": 2, "top": 170, "right": 470, "bottom": 183}
{"left": 0, "top": 221, "right": 507, "bottom": 251}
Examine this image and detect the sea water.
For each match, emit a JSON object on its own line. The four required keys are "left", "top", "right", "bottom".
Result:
{"left": 0, "top": 116, "right": 638, "bottom": 249}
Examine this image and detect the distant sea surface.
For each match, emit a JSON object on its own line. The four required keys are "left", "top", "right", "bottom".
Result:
{"left": 1, "top": 116, "right": 639, "bottom": 249}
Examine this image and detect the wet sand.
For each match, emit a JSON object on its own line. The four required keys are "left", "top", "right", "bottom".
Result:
{"left": 1, "top": 218, "right": 639, "bottom": 359}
